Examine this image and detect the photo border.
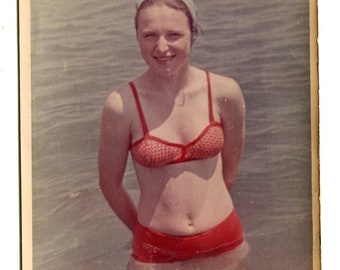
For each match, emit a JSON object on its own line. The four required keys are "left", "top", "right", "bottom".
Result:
{"left": 19, "top": 0, "right": 320, "bottom": 269}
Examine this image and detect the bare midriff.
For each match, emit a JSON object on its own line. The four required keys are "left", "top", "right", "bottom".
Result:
{"left": 134, "top": 155, "right": 234, "bottom": 236}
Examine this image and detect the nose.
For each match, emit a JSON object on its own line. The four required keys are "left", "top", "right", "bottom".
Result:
{"left": 155, "top": 36, "right": 169, "bottom": 53}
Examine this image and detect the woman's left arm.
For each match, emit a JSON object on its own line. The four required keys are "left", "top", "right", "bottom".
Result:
{"left": 217, "top": 77, "right": 246, "bottom": 191}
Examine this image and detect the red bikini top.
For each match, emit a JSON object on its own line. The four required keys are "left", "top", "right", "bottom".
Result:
{"left": 129, "top": 71, "right": 224, "bottom": 168}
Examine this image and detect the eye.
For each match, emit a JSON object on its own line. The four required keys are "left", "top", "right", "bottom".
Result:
{"left": 143, "top": 32, "right": 157, "bottom": 39}
{"left": 168, "top": 32, "right": 181, "bottom": 39}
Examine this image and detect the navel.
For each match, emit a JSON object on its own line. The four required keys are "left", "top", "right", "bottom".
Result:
{"left": 186, "top": 212, "right": 194, "bottom": 227}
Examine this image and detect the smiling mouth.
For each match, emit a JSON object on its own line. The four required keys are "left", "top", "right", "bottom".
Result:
{"left": 153, "top": 55, "right": 175, "bottom": 64}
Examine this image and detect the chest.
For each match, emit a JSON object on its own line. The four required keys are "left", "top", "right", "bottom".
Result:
{"left": 133, "top": 99, "right": 211, "bottom": 144}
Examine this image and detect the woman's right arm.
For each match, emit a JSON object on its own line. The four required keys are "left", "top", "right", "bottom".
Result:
{"left": 98, "top": 90, "right": 138, "bottom": 232}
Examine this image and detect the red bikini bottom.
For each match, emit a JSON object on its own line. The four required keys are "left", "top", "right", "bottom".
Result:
{"left": 132, "top": 209, "right": 244, "bottom": 263}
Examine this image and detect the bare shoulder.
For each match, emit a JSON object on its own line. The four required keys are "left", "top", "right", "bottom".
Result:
{"left": 209, "top": 72, "right": 243, "bottom": 102}
{"left": 103, "top": 85, "right": 131, "bottom": 113}
{"left": 101, "top": 84, "right": 135, "bottom": 129}
{"left": 208, "top": 72, "right": 246, "bottom": 123}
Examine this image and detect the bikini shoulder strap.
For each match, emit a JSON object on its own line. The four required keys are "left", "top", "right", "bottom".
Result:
{"left": 205, "top": 71, "right": 215, "bottom": 123}
{"left": 129, "top": 82, "right": 149, "bottom": 135}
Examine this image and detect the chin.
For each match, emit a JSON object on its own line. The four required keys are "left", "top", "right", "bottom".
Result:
{"left": 151, "top": 63, "right": 189, "bottom": 78}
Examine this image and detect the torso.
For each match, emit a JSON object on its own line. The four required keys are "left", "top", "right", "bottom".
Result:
{"left": 124, "top": 67, "right": 235, "bottom": 235}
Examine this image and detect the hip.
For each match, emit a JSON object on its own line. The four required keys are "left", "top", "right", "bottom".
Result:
{"left": 132, "top": 208, "right": 245, "bottom": 263}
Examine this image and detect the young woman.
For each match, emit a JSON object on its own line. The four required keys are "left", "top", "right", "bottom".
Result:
{"left": 98, "top": 1, "right": 249, "bottom": 269}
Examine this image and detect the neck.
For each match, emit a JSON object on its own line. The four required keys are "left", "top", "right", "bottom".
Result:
{"left": 145, "top": 65, "right": 193, "bottom": 97}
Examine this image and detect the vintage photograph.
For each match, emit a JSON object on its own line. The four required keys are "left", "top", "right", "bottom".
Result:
{"left": 27, "top": 0, "right": 317, "bottom": 269}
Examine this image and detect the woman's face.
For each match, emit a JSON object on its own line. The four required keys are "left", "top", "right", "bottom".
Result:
{"left": 136, "top": 4, "right": 192, "bottom": 77}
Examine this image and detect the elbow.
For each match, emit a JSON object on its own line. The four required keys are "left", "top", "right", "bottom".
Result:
{"left": 98, "top": 173, "right": 113, "bottom": 197}
{"left": 223, "top": 175, "right": 235, "bottom": 191}
{"left": 98, "top": 173, "right": 123, "bottom": 199}
{"left": 226, "top": 182, "right": 233, "bottom": 191}
{"left": 98, "top": 176, "right": 106, "bottom": 191}
{"left": 98, "top": 176, "right": 108, "bottom": 198}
